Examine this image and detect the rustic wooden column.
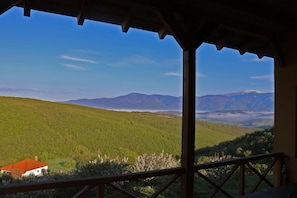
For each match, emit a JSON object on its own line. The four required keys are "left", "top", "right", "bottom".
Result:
{"left": 181, "top": 46, "right": 196, "bottom": 198}
{"left": 155, "top": 5, "right": 216, "bottom": 197}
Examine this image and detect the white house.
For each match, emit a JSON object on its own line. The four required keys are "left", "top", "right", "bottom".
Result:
{"left": 0, "top": 157, "right": 48, "bottom": 178}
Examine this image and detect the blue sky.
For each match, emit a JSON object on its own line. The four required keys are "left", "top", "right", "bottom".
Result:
{"left": 0, "top": 7, "right": 274, "bottom": 101}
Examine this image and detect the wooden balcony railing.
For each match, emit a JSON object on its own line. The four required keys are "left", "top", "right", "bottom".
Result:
{"left": 0, "top": 152, "right": 285, "bottom": 197}
{"left": 0, "top": 167, "right": 185, "bottom": 198}
{"left": 194, "top": 152, "right": 286, "bottom": 198}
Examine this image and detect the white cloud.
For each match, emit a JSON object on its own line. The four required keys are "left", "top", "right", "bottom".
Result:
{"left": 61, "top": 64, "right": 86, "bottom": 70}
{"left": 69, "top": 49, "right": 102, "bottom": 55}
{"left": 0, "top": 86, "right": 39, "bottom": 92}
{"left": 197, "top": 72, "right": 206, "bottom": 77}
{"left": 164, "top": 72, "right": 205, "bottom": 77}
{"left": 164, "top": 58, "right": 182, "bottom": 65}
{"left": 250, "top": 74, "right": 274, "bottom": 80}
{"left": 242, "top": 57, "right": 272, "bottom": 62}
{"left": 61, "top": 55, "right": 98, "bottom": 64}
{"left": 110, "top": 55, "right": 155, "bottom": 67}
{"left": 164, "top": 72, "right": 182, "bottom": 77}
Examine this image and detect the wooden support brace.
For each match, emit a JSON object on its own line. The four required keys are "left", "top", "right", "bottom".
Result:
{"left": 72, "top": 185, "right": 94, "bottom": 198}
{"left": 108, "top": 183, "right": 138, "bottom": 198}
{"left": 196, "top": 171, "right": 232, "bottom": 198}
{"left": 151, "top": 174, "right": 181, "bottom": 197}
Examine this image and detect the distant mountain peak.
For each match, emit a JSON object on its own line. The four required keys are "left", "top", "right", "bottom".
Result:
{"left": 225, "top": 90, "right": 269, "bottom": 96}
{"left": 64, "top": 90, "right": 274, "bottom": 112}
{"left": 241, "top": 90, "right": 266, "bottom": 94}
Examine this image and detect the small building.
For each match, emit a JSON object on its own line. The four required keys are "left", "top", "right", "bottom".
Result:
{"left": 0, "top": 157, "right": 48, "bottom": 178}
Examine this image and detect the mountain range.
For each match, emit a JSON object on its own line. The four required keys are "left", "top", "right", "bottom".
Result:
{"left": 64, "top": 90, "right": 274, "bottom": 112}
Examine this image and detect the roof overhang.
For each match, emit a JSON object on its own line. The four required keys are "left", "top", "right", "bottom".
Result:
{"left": 1, "top": 0, "right": 296, "bottom": 64}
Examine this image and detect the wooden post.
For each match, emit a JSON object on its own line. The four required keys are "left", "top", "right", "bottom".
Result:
{"left": 274, "top": 156, "right": 283, "bottom": 187}
{"left": 96, "top": 184, "right": 104, "bottom": 198}
{"left": 239, "top": 164, "right": 245, "bottom": 195}
{"left": 181, "top": 47, "right": 196, "bottom": 198}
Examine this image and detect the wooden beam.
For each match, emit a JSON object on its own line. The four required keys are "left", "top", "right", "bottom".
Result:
{"left": 23, "top": 0, "right": 30, "bottom": 17}
{"left": 238, "top": 38, "right": 254, "bottom": 55}
{"left": 121, "top": 13, "right": 131, "bottom": 33}
{"left": 77, "top": 0, "right": 86, "bottom": 25}
{"left": 126, "top": 0, "right": 283, "bottom": 39}
{"left": 156, "top": 8, "right": 188, "bottom": 49}
{"left": 158, "top": 25, "right": 167, "bottom": 39}
{"left": 253, "top": 42, "right": 270, "bottom": 59}
{"left": 216, "top": 39, "right": 226, "bottom": 51}
{"left": 239, "top": 49, "right": 246, "bottom": 56}
{"left": 214, "top": 32, "right": 230, "bottom": 51}
{"left": 0, "top": 0, "right": 22, "bottom": 15}
{"left": 270, "top": 40, "right": 286, "bottom": 67}
{"left": 193, "top": 21, "right": 218, "bottom": 49}
{"left": 207, "top": 0, "right": 296, "bottom": 32}
{"left": 257, "top": 53, "right": 265, "bottom": 60}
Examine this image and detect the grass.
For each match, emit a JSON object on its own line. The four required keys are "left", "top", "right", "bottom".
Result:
{"left": 0, "top": 96, "right": 258, "bottom": 166}
{"left": 46, "top": 158, "right": 76, "bottom": 172}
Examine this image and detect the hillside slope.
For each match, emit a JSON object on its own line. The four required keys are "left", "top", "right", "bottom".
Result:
{"left": 0, "top": 97, "right": 257, "bottom": 166}
{"left": 195, "top": 128, "right": 274, "bottom": 158}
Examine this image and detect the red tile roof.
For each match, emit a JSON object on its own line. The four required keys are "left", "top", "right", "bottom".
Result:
{"left": 0, "top": 159, "right": 48, "bottom": 174}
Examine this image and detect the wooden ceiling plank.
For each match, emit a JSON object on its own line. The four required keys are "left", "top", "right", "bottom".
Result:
{"left": 0, "top": 0, "right": 22, "bottom": 15}
{"left": 222, "top": 24, "right": 279, "bottom": 44}
{"left": 206, "top": 0, "right": 295, "bottom": 32}
{"left": 2, "top": 0, "right": 293, "bottom": 59}
{"left": 131, "top": 0, "right": 283, "bottom": 39}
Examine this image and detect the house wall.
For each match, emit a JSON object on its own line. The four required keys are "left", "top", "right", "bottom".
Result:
{"left": 22, "top": 166, "right": 48, "bottom": 177}
{"left": 274, "top": 31, "right": 297, "bottom": 182}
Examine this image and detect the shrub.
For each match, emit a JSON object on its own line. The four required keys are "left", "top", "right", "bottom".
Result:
{"left": 131, "top": 150, "right": 180, "bottom": 172}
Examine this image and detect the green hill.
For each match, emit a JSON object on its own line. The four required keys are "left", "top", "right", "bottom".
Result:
{"left": 195, "top": 128, "right": 274, "bottom": 158}
{"left": 0, "top": 97, "right": 257, "bottom": 166}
